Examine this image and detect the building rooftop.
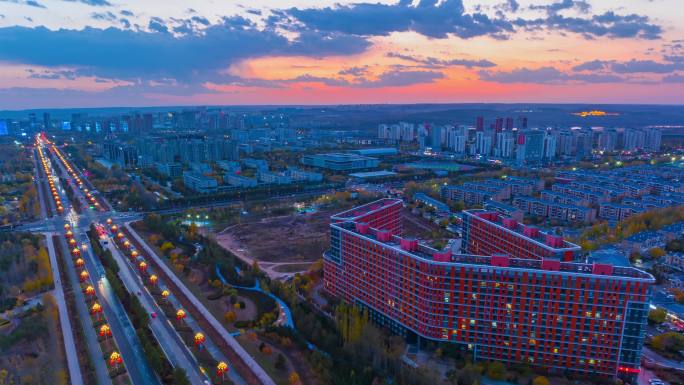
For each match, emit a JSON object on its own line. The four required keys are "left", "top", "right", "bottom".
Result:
{"left": 464, "top": 209, "right": 581, "bottom": 251}
{"left": 331, "top": 221, "right": 653, "bottom": 281}
{"left": 330, "top": 198, "right": 402, "bottom": 221}
{"left": 348, "top": 170, "right": 397, "bottom": 179}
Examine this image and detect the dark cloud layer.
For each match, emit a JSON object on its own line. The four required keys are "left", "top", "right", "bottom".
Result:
{"left": 279, "top": 0, "right": 662, "bottom": 41}
{"left": 386, "top": 52, "right": 496, "bottom": 68}
{"left": 0, "top": 18, "right": 370, "bottom": 83}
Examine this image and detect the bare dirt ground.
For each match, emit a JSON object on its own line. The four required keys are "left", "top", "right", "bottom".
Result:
{"left": 214, "top": 209, "right": 335, "bottom": 279}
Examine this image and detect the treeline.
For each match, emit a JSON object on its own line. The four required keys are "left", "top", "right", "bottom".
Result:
{"left": 577, "top": 205, "right": 684, "bottom": 250}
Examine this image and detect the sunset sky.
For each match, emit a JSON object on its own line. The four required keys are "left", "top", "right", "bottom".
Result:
{"left": 0, "top": 0, "right": 682, "bottom": 109}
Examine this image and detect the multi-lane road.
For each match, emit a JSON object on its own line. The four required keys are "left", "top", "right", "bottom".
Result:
{"left": 31, "top": 138, "right": 275, "bottom": 385}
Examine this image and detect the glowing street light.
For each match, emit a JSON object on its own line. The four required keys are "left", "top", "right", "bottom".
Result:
{"left": 85, "top": 285, "right": 95, "bottom": 296}
{"left": 217, "top": 362, "right": 229, "bottom": 379}
{"left": 161, "top": 290, "right": 170, "bottom": 300}
{"left": 75, "top": 258, "right": 85, "bottom": 268}
{"left": 109, "top": 351, "right": 122, "bottom": 368}
{"left": 69, "top": 238, "right": 77, "bottom": 246}
{"left": 149, "top": 275, "right": 158, "bottom": 285}
{"left": 194, "top": 332, "right": 206, "bottom": 347}
{"left": 176, "top": 309, "right": 186, "bottom": 321}
{"left": 138, "top": 261, "right": 147, "bottom": 272}
{"left": 106, "top": 218, "right": 113, "bottom": 225}
{"left": 91, "top": 302, "right": 102, "bottom": 317}
{"left": 99, "top": 324, "right": 112, "bottom": 339}
{"left": 80, "top": 270, "right": 89, "bottom": 282}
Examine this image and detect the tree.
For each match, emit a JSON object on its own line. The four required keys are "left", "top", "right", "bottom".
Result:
{"left": 651, "top": 332, "right": 684, "bottom": 353}
{"left": 485, "top": 361, "right": 506, "bottom": 380}
{"left": 271, "top": 353, "right": 286, "bottom": 372}
{"left": 288, "top": 372, "right": 301, "bottom": 385}
{"left": 224, "top": 311, "right": 236, "bottom": 324}
{"left": 172, "top": 367, "right": 191, "bottom": 385}
{"left": 532, "top": 376, "right": 550, "bottom": 385}
{"left": 649, "top": 308, "right": 667, "bottom": 324}
{"left": 650, "top": 247, "right": 667, "bottom": 258}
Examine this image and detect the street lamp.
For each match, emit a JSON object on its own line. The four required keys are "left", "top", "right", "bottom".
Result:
{"left": 80, "top": 270, "right": 89, "bottom": 282}
{"left": 138, "top": 261, "right": 147, "bottom": 273}
{"left": 99, "top": 324, "right": 112, "bottom": 339}
{"left": 217, "top": 361, "right": 229, "bottom": 379}
{"left": 176, "top": 309, "right": 186, "bottom": 322}
{"left": 109, "top": 351, "right": 122, "bottom": 369}
{"left": 149, "top": 275, "right": 158, "bottom": 285}
{"left": 194, "top": 332, "right": 206, "bottom": 348}
{"left": 85, "top": 285, "right": 95, "bottom": 296}
{"left": 75, "top": 258, "right": 84, "bottom": 268}
{"left": 91, "top": 302, "right": 102, "bottom": 318}
{"left": 161, "top": 290, "right": 170, "bottom": 300}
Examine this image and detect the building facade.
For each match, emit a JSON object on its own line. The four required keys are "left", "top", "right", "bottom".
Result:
{"left": 324, "top": 199, "right": 654, "bottom": 380}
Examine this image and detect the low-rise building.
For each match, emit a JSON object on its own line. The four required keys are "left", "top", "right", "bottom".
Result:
{"left": 301, "top": 153, "right": 380, "bottom": 172}
{"left": 224, "top": 173, "right": 257, "bottom": 188}
{"left": 182, "top": 171, "right": 218, "bottom": 193}
{"left": 257, "top": 170, "right": 292, "bottom": 185}
{"left": 413, "top": 193, "right": 450, "bottom": 214}
{"left": 285, "top": 167, "right": 323, "bottom": 182}
{"left": 155, "top": 162, "right": 182, "bottom": 178}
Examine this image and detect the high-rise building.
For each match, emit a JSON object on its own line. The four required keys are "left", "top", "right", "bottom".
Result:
{"left": 516, "top": 130, "right": 545, "bottom": 165}
{"left": 476, "top": 116, "right": 484, "bottom": 131}
{"left": 644, "top": 128, "right": 662, "bottom": 152}
{"left": 42, "top": 113, "right": 51, "bottom": 129}
{"left": 430, "top": 125, "right": 442, "bottom": 151}
{"left": 324, "top": 200, "right": 654, "bottom": 381}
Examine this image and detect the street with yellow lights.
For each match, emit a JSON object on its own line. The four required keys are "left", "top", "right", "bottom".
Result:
{"left": 32, "top": 135, "right": 268, "bottom": 385}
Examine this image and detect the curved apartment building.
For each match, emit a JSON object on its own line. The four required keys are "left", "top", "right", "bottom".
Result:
{"left": 323, "top": 199, "right": 654, "bottom": 379}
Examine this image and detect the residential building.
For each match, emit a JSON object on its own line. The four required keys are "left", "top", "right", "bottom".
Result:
{"left": 225, "top": 174, "right": 257, "bottom": 188}
{"left": 324, "top": 199, "right": 653, "bottom": 380}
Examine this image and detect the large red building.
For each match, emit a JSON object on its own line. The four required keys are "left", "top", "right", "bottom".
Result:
{"left": 462, "top": 210, "right": 581, "bottom": 261}
{"left": 324, "top": 199, "right": 653, "bottom": 379}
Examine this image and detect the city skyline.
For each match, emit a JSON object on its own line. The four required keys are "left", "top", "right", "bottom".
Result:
{"left": 0, "top": 0, "right": 683, "bottom": 109}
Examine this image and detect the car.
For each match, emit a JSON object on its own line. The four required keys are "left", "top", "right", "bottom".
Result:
{"left": 150, "top": 312, "right": 156, "bottom": 319}
{"left": 649, "top": 379, "right": 664, "bottom": 385}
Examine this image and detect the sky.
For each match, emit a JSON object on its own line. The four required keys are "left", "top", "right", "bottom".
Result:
{"left": 0, "top": 0, "right": 683, "bottom": 109}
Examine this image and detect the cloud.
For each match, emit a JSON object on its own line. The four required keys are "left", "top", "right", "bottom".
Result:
{"left": 120, "top": 9, "right": 134, "bottom": 17}
{"left": 386, "top": 52, "right": 496, "bottom": 68}
{"left": 572, "top": 59, "right": 607, "bottom": 71}
{"left": 516, "top": 11, "right": 662, "bottom": 40}
{"left": 26, "top": 68, "right": 79, "bottom": 80}
{"left": 663, "top": 74, "right": 684, "bottom": 83}
{"left": 529, "top": 0, "right": 591, "bottom": 14}
{"left": 0, "top": 20, "right": 370, "bottom": 84}
{"left": 479, "top": 66, "right": 622, "bottom": 83}
{"left": 148, "top": 17, "right": 169, "bottom": 33}
{"left": 278, "top": 0, "right": 515, "bottom": 40}
{"left": 338, "top": 66, "right": 369, "bottom": 76}
{"left": 278, "top": 0, "right": 661, "bottom": 41}
{"left": 573, "top": 58, "right": 684, "bottom": 74}
{"left": 611, "top": 59, "right": 684, "bottom": 73}
{"left": 62, "top": 0, "right": 111, "bottom": 6}
{"left": 356, "top": 69, "right": 444, "bottom": 87}
{"left": 91, "top": 11, "right": 116, "bottom": 21}
{"left": 0, "top": 0, "right": 45, "bottom": 8}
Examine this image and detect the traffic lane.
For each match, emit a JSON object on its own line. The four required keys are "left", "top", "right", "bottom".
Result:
{"left": 104, "top": 241, "right": 206, "bottom": 385}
